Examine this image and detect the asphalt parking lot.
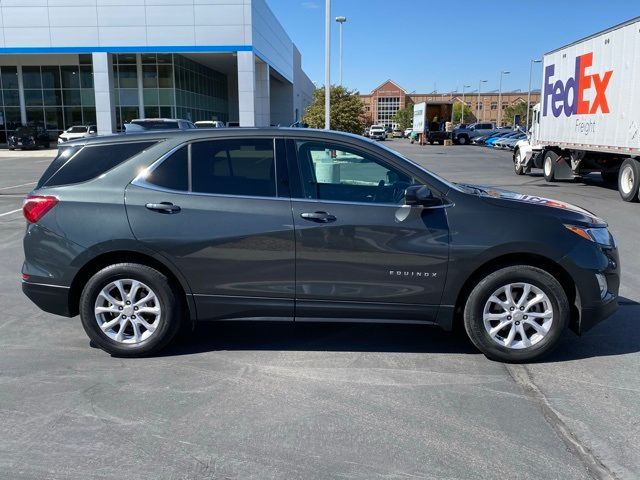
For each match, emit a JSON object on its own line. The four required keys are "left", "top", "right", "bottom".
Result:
{"left": 1, "top": 142, "right": 638, "bottom": 480}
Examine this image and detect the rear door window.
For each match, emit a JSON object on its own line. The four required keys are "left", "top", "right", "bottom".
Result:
{"left": 40, "top": 141, "right": 156, "bottom": 187}
{"left": 144, "top": 146, "right": 189, "bottom": 191}
{"left": 190, "top": 139, "right": 276, "bottom": 197}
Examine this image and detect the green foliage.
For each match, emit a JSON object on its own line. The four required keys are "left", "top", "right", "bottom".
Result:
{"left": 503, "top": 101, "right": 530, "bottom": 127}
{"left": 393, "top": 104, "right": 414, "bottom": 130}
{"left": 452, "top": 103, "right": 473, "bottom": 124}
{"left": 302, "top": 85, "right": 365, "bottom": 134}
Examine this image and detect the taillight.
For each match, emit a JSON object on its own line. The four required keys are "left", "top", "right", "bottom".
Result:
{"left": 23, "top": 195, "right": 58, "bottom": 223}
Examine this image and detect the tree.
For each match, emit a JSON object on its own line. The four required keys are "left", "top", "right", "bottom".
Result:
{"left": 503, "top": 101, "right": 530, "bottom": 127}
{"left": 302, "top": 85, "right": 365, "bottom": 134}
{"left": 452, "top": 102, "right": 473, "bottom": 124}
{"left": 393, "top": 104, "right": 414, "bottom": 130}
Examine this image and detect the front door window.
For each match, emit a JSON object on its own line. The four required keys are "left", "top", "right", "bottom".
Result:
{"left": 295, "top": 141, "right": 413, "bottom": 205}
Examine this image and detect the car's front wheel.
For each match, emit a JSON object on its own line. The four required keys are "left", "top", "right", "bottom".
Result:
{"left": 514, "top": 149, "right": 526, "bottom": 175}
{"left": 80, "top": 263, "right": 183, "bottom": 357}
{"left": 463, "top": 265, "right": 569, "bottom": 363}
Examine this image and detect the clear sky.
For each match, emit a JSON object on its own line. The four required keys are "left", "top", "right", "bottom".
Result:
{"left": 266, "top": 0, "right": 640, "bottom": 94}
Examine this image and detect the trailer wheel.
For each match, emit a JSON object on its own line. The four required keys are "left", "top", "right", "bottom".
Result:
{"left": 543, "top": 151, "right": 557, "bottom": 182}
{"left": 618, "top": 158, "right": 640, "bottom": 202}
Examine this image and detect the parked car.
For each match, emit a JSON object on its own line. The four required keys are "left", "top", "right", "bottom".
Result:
{"left": 194, "top": 121, "right": 225, "bottom": 129}
{"left": 58, "top": 125, "right": 97, "bottom": 144}
{"left": 491, "top": 132, "right": 522, "bottom": 148}
{"left": 453, "top": 122, "right": 497, "bottom": 145}
{"left": 124, "top": 119, "right": 196, "bottom": 132}
{"left": 485, "top": 131, "right": 515, "bottom": 147}
{"left": 392, "top": 128, "right": 403, "bottom": 138}
{"left": 368, "top": 125, "right": 387, "bottom": 140}
{"left": 8, "top": 125, "right": 50, "bottom": 150}
{"left": 496, "top": 133, "right": 527, "bottom": 150}
{"left": 22, "top": 128, "right": 620, "bottom": 362}
{"left": 403, "top": 128, "right": 413, "bottom": 138}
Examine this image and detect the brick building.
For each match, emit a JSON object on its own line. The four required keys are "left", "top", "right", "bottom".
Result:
{"left": 360, "top": 80, "right": 541, "bottom": 128}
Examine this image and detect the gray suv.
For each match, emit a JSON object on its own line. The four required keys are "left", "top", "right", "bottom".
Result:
{"left": 22, "top": 129, "right": 620, "bottom": 362}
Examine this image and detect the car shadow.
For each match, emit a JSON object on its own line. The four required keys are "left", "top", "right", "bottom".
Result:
{"left": 156, "top": 297, "right": 640, "bottom": 362}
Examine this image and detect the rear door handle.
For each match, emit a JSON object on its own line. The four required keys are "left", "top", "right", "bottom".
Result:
{"left": 300, "top": 211, "right": 336, "bottom": 223}
{"left": 145, "top": 202, "right": 181, "bottom": 214}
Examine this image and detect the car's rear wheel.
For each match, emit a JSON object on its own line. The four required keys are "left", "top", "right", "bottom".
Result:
{"left": 80, "top": 263, "right": 183, "bottom": 357}
{"left": 463, "top": 266, "right": 569, "bottom": 363}
{"left": 458, "top": 135, "right": 468, "bottom": 145}
{"left": 543, "top": 151, "right": 557, "bottom": 182}
{"left": 618, "top": 158, "right": 640, "bottom": 202}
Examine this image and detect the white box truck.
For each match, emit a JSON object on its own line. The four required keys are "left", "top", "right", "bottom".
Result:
{"left": 514, "top": 17, "right": 640, "bottom": 202}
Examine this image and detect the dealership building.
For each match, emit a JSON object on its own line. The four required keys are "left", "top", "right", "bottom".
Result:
{"left": 0, "top": 0, "right": 315, "bottom": 143}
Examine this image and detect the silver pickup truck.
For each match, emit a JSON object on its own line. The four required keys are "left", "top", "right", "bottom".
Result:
{"left": 453, "top": 122, "right": 497, "bottom": 145}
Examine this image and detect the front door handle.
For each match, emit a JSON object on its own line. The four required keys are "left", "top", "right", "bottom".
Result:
{"left": 300, "top": 211, "right": 336, "bottom": 223}
{"left": 145, "top": 202, "right": 181, "bottom": 214}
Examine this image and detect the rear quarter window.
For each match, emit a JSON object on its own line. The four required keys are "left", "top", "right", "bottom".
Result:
{"left": 40, "top": 141, "right": 156, "bottom": 188}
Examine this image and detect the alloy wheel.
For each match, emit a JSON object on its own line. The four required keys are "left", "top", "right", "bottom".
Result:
{"left": 482, "top": 283, "right": 553, "bottom": 349}
{"left": 94, "top": 279, "right": 162, "bottom": 344}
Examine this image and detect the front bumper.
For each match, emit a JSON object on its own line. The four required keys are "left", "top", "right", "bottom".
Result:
{"left": 560, "top": 241, "right": 620, "bottom": 335}
{"left": 22, "top": 281, "right": 73, "bottom": 317}
{"left": 579, "top": 296, "right": 619, "bottom": 334}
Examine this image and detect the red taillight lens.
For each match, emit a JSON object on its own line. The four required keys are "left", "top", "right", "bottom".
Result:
{"left": 23, "top": 195, "right": 58, "bottom": 223}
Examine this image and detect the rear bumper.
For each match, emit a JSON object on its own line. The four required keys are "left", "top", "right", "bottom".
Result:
{"left": 22, "top": 281, "right": 73, "bottom": 317}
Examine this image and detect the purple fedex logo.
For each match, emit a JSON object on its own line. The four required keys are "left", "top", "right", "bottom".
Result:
{"left": 543, "top": 52, "right": 613, "bottom": 117}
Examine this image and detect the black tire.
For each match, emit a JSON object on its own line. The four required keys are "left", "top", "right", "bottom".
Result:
{"left": 514, "top": 148, "right": 526, "bottom": 175}
{"left": 8, "top": 147, "right": 14, "bottom": 151}
{"left": 543, "top": 151, "right": 557, "bottom": 182}
{"left": 79, "top": 263, "right": 183, "bottom": 357}
{"left": 458, "top": 135, "right": 468, "bottom": 145}
{"left": 618, "top": 158, "right": 640, "bottom": 202}
{"left": 463, "top": 265, "right": 569, "bottom": 363}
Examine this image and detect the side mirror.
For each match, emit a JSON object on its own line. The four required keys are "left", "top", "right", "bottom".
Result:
{"left": 405, "top": 185, "right": 442, "bottom": 207}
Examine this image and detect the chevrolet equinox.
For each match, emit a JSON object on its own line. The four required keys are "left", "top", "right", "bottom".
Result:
{"left": 21, "top": 129, "right": 620, "bottom": 362}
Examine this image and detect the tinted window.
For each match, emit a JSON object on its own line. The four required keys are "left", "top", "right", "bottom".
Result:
{"left": 145, "top": 146, "right": 188, "bottom": 191}
{"left": 43, "top": 141, "right": 155, "bottom": 187}
{"left": 132, "top": 120, "right": 179, "bottom": 130}
{"left": 190, "top": 139, "right": 276, "bottom": 197}
{"left": 295, "top": 141, "right": 412, "bottom": 204}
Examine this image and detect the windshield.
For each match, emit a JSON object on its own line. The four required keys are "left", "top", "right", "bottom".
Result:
{"left": 67, "top": 126, "right": 88, "bottom": 133}
{"left": 131, "top": 120, "right": 179, "bottom": 130}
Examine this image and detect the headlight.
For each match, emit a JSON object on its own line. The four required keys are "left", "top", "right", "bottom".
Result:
{"left": 564, "top": 225, "right": 614, "bottom": 246}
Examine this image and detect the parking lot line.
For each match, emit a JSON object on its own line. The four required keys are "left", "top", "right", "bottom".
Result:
{"left": 0, "top": 208, "right": 22, "bottom": 217}
{"left": 0, "top": 182, "right": 35, "bottom": 190}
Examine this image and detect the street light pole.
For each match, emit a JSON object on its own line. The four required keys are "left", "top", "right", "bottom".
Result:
{"left": 324, "top": 0, "right": 331, "bottom": 129}
{"left": 478, "top": 79, "right": 487, "bottom": 122}
{"left": 498, "top": 70, "right": 510, "bottom": 127}
{"left": 526, "top": 59, "right": 542, "bottom": 135}
{"left": 461, "top": 84, "right": 471, "bottom": 124}
{"left": 335, "top": 16, "right": 347, "bottom": 86}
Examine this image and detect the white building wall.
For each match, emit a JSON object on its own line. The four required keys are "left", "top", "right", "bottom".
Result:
{"left": 293, "top": 46, "right": 315, "bottom": 123}
{"left": 0, "top": 0, "right": 314, "bottom": 131}
{"left": 251, "top": 0, "right": 293, "bottom": 82}
{"left": 0, "top": 0, "right": 250, "bottom": 49}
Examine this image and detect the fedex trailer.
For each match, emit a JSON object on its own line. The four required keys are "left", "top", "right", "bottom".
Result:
{"left": 514, "top": 17, "right": 640, "bottom": 202}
